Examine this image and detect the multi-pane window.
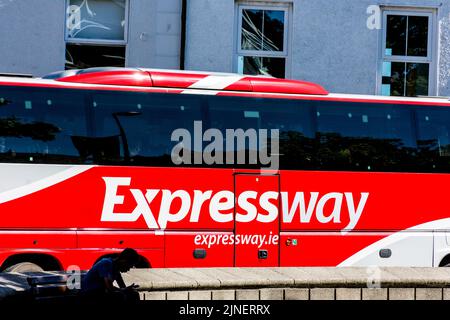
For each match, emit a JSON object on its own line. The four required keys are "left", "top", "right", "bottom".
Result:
{"left": 65, "top": 0, "right": 128, "bottom": 70}
{"left": 381, "top": 11, "right": 435, "bottom": 97}
{"left": 236, "top": 5, "right": 289, "bottom": 78}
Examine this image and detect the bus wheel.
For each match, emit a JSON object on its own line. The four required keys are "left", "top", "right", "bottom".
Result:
{"left": 4, "top": 262, "right": 44, "bottom": 273}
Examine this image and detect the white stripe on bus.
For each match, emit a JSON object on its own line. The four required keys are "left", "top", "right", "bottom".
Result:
{"left": 337, "top": 218, "right": 450, "bottom": 267}
{"left": 186, "top": 75, "right": 245, "bottom": 90}
{"left": 0, "top": 165, "right": 94, "bottom": 204}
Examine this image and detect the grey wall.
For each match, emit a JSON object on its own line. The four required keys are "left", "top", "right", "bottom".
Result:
{"left": 185, "top": 0, "right": 236, "bottom": 72}
{"left": 185, "top": 0, "right": 450, "bottom": 96}
{"left": 0, "top": 0, "right": 66, "bottom": 76}
{"left": 291, "top": 0, "right": 379, "bottom": 95}
{"left": 126, "top": 0, "right": 182, "bottom": 69}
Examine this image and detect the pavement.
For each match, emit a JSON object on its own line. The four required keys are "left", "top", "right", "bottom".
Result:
{"left": 1, "top": 267, "right": 450, "bottom": 300}
{"left": 121, "top": 267, "right": 450, "bottom": 291}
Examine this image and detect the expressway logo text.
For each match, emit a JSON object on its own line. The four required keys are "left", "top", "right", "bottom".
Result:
{"left": 101, "top": 177, "right": 369, "bottom": 232}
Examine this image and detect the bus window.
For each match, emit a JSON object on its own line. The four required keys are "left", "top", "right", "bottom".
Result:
{"left": 206, "top": 95, "right": 315, "bottom": 169}
{"left": 315, "top": 101, "right": 417, "bottom": 172}
{"left": 0, "top": 87, "right": 87, "bottom": 164}
{"left": 90, "top": 91, "right": 203, "bottom": 166}
{"left": 416, "top": 107, "right": 450, "bottom": 172}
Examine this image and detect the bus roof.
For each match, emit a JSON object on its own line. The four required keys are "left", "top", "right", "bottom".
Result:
{"left": 47, "top": 67, "right": 329, "bottom": 96}
{"left": 0, "top": 67, "right": 448, "bottom": 106}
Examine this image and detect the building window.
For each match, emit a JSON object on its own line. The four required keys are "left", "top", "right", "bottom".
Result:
{"left": 380, "top": 10, "right": 436, "bottom": 97}
{"left": 236, "top": 4, "right": 289, "bottom": 78}
{"left": 65, "top": 0, "right": 128, "bottom": 69}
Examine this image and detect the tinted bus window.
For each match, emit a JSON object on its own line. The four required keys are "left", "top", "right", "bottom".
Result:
{"left": 0, "top": 86, "right": 87, "bottom": 164}
{"left": 416, "top": 107, "right": 450, "bottom": 172}
{"left": 3, "top": 85, "right": 450, "bottom": 174}
{"left": 90, "top": 91, "right": 203, "bottom": 166}
{"left": 315, "top": 101, "right": 417, "bottom": 172}
{"left": 207, "top": 95, "right": 315, "bottom": 169}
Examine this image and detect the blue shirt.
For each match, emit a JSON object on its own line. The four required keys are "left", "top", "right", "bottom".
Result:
{"left": 81, "top": 258, "right": 121, "bottom": 293}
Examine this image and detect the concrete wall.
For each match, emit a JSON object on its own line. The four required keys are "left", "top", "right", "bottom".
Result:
{"left": 290, "top": 0, "right": 379, "bottom": 95}
{"left": 0, "top": 0, "right": 182, "bottom": 76}
{"left": 140, "top": 287, "right": 450, "bottom": 300}
{"left": 124, "top": 266, "right": 450, "bottom": 301}
{"left": 185, "top": 0, "right": 236, "bottom": 73}
{"left": 438, "top": 7, "right": 450, "bottom": 96}
{"left": 185, "top": 0, "right": 450, "bottom": 96}
{"left": 2, "top": 268, "right": 450, "bottom": 301}
{"left": 0, "top": 0, "right": 66, "bottom": 76}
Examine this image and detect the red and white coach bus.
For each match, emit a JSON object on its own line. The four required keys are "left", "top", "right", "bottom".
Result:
{"left": 0, "top": 67, "right": 450, "bottom": 272}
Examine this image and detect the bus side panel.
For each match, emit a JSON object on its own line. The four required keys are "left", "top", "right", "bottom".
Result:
{"left": 280, "top": 170, "right": 450, "bottom": 232}
{"left": 77, "top": 231, "right": 164, "bottom": 250}
{"left": 164, "top": 231, "right": 234, "bottom": 267}
{"left": 77, "top": 231, "right": 165, "bottom": 268}
{"left": 280, "top": 231, "right": 433, "bottom": 267}
{"left": 0, "top": 231, "right": 76, "bottom": 249}
{"left": 0, "top": 165, "right": 236, "bottom": 231}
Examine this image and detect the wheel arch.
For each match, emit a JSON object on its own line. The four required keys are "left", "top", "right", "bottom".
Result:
{"left": 0, "top": 253, "right": 63, "bottom": 271}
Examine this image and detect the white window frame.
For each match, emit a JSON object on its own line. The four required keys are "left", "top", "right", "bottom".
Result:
{"left": 378, "top": 8, "right": 437, "bottom": 96}
{"left": 64, "top": 0, "right": 129, "bottom": 45}
{"left": 235, "top": 2, "right": 291, "bottom": 78}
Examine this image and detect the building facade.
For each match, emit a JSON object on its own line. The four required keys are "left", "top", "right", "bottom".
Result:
{"left": 0, "top": 0, "right": 182, "bottom": 76}
{"left": 0, "top": 0, "right": 449, "bottom": 97}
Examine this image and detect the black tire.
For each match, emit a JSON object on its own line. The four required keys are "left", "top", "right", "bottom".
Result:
{"left": 4, "top": 262, "right": 44, "bottom": 273}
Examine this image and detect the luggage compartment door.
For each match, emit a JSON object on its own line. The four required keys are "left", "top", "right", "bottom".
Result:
{"left": 234, "top": 174, "right": 280, "bottom": 267}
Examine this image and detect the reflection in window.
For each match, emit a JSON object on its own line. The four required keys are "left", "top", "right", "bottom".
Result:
{"left": 386, "top": 15, "right": 428, "bottom": 57}
{"left": 0, "top": 87, "right": 87, "bottom": 164}
{"left": 66, "top": 0, "right": 126, "bottom": 41}
{"left": 408, "top": 16, "right": 429, "bottom": 56}
{"left": 382, "top": 62, "right": 429, "bottom": 97}
{"left": 239, "top": 56, "right": 286, "bottom": 78}
{"left": 386, "top": 15, "right": 407, "bottom": 56}
{"left": 90, "top": 91, "right": 203, "bottom": 166}
{"left": 2, "top": 87, "right": 450, "bottom": 174}
{"left": 65, "top": 0, "right": 127, "bottom": 70}
{"left": 66, "top": 44, "right": 125, "bottom": 69}
{"left": 208, "top": 96, "right": 315, "bottom": 169}
{"left": 416, "top": 108, "right": 450, "bottom": 171}
{"left": 241, "top": 9, "right": 284, "bottom": 52}
{"left": 315, "top": 102, "right": 416, "bottom": 172}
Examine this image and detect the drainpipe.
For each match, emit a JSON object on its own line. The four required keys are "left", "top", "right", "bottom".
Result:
{"left": 180, "top": 0, "right": 187, "bottom": 70}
